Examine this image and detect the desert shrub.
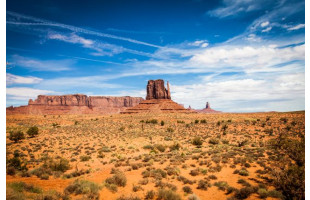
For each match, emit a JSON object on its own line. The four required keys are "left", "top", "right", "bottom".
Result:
{"left": 165, "top": 167, "right": 180, "bottom": 176}
{"left": 161, "top": 121, "right": 165, "bottom": 126}
{"left": 132, "top": 185, "right": 143, "bottom": 192}
{"left": 142, "top": 168, "right": 167, "bottom": 180}
{"left": 197, "top": 180, "right": 211, "bottom": 190}
{"left": 183, "top": 186, "right": 193, "bottom": 194}
{"left": 200, "top": 119, "right": 207, "bottom": 123}
{"left": 194, "top": 120, "right": 199, "bottom": 124}
{"left": 208, "top": 175, "right": 217, "bottom": 180}
{"left": 27, "top": 126, "right": 39, "bottom": 138}
{"left": 237, "top": 179, "right": 251, "bottom": 187}
{"left": 187, "top": 194, "right": 200, "bottom": 200}
{"left": 267, "top": 190, "right": 283, "bottom": 199}
{"left": 221, "top": 124, "right": 228, "bottom": 131}
{"left": 167, "top": 127, "right": 174, "bottom": 133}
{"left": 257, "top": 188, "right": 268, "bottom": 199}
{"left": 192, "top": 137, "right": 203, "bottom": 146}
{"left": 214, "top": 181, "right": 229, "bottom": 191}
{"left": 44, "top": 157, "right": 70, "bottom": 172}
{"left": 119, "top": 126, "right": 125, "bottom": 131}
{"left": 145, "top": 190, "right": 155, "bottom": 199}
{"left": 209, "top": 138, "right": 219, "bottom": 145}
{"left": 239, "top": 169, "right": 249, "bottom": 176}
{"left": 157, "top": 189, "right": 181, "bottom": 200}
{"left": 64, "top": 179, "right": 101, "bottom": 199}
{"left": 234, "top": 187, "right": 256, "bottom": 199}
{"left": 170, "top": 143, "right": 180, "bottom": 151}
{"left": 154, "top": 144, "right": 166, "bottom": 152}
{"left": 280, "top": 117, "right": 288, "bottom": 123}
{"left": 9, "top": 131, "right": 25, "bottom": 143}
{"left": 8, "top": 182, "right": 42, "bottom": 194}
{"left": 146, "top": 119, "right": 158, "bottom": 124}
{"left": 138, "top": 178, "right": 149, "bottom": 185}
{"left": 117, "top": 196, "right": 141, "bottom": 200}
{"left": 105, "top": 171, "right": 127, "bottom": 187}
{"left": 269, "top": 134, "right": 305, "bottom": 200}
{"left": 143, "top": 145, "right": 154, "bottom": 150}
{"left": 80, "top": 155, "right": 91, "bottom": 162}
{"left": 40, "top": 173, "right": 49, "bottom": 180}
{"left": 189, "top": 169, "right": 200, "bottom": 176}
{"left": 105, "top": 183, "right": 118, "bottom": 193}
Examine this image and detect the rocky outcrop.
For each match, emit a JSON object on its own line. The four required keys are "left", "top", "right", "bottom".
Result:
{"left": 122, "top": 80, "right": 195, "bottom": 114}
{"left": 7, "top": 95, "right": 144, "bottom": 115}
{"left": 146, "top": 79, "right": 171, "bottom": 100}
{"left": 196, "top": 102, "right": 221, "bottom": 113}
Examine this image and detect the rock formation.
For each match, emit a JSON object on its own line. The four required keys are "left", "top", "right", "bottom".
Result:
{"left": 196, "top": 102, "right": 221, "bottom": 113}
{"left": 122, "top": 79, "right": 195, "bottom": 114}
{"left": 7, "top": 95, "right": 143, "bottom": 115}
{"left": 146, "top": 79, "right": 171, "bottom": 100}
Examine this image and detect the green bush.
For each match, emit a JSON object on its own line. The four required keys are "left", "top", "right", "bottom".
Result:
{"left": 27, "top": 126, "right": 39, "bottom": 137}
{"left": 9, "top": 131, "right": 25, "bottom": 143}
{"left": 105, "top": 171, "right": 127, "bottom": 187}
{"left": 157, "top": 189, "right": 182, "bottom": 200}
{"left": 64, "top": 179, "right": 101, "bottom": 199}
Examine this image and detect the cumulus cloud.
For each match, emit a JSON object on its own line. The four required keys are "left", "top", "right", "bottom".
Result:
{"left": 170, "top": 73, "right": 304, "bottom": 112}
{"left": 7, "top": 73, "right": 42, "bottom": 85}
{"left": 6, "top": 87, "right": 55, "bottom": 101}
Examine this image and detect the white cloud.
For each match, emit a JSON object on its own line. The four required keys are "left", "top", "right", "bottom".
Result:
{"left": 189, "top": 44, "right": 304, "bottom": 72}
{"left": 170, "top": 73, "right": 304, "bottom": 112}
{"left": 6, "top": 73, "right": 42, "bottom": 85}
{"left": 7, "top": 87, "right": 55, "bottom": 100}
{"left": 190, "top": 40, "right": 209, "bottom": 48}
{"left": 287, "top": 24, "right": 305, "bottom": 31}
{"left": 261, "top": 21, "right": 269, "bottom": 27}
{"left": 11, "top": 55, "right": 74, "bottom": 71}
{"left": 262, "top": 26, "right": 272, "bottom": 32}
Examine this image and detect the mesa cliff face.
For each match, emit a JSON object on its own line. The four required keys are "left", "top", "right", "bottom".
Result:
{"left": 146, "top": 79, "right": 171, "bottom": 100}
{"left": 7, "top": 94, "right": 144, "bottom": 115}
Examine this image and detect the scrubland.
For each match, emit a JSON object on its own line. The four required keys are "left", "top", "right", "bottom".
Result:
{"left": 6, "top": 111, "right": 305, "bottom": 200}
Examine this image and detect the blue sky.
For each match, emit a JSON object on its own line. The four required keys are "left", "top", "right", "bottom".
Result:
{"left": 6, "top": 0, "right": 305, "bottom": 112}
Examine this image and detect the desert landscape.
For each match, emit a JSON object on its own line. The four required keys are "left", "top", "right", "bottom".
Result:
{"left": 5, "top": 0, "right": 305, "bottom": 199}
{"left": 6, "top": 80, "right": 305, "bottom": 200}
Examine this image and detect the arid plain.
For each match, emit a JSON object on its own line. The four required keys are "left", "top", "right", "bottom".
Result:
{"left": 6, "top": 111, "right": 305, "bottom": 200}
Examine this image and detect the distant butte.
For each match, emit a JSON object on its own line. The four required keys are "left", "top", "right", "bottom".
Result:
{"left": 121, "top": 79, "right": 195, "bottom": 114}
{"left": 6, "top": 95, "right": 143, "bottom": 115}
{"left": 196, "top": 102, "right": 222, "bottom": 113}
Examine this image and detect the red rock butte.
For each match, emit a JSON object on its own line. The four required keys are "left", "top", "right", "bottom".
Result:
{"left": 196, "top": 102, "right": 222, "bottom": 113}
{"left": 121, "top": 79, "right": 195, "bottom": 114}
{"left": 6, "top": 94, "right": 143, "bottom": 115}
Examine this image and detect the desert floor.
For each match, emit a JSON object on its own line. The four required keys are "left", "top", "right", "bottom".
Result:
{"left": 6, "top": 111, "right": 305, "bottom": 200}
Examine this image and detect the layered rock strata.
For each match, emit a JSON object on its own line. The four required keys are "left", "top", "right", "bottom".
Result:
{"left": 7, "top": 94, "right": 143, "bottom": 115}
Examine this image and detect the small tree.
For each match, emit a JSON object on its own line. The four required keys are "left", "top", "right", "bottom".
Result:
{"left": 27, "top": 126, "right": 39, "bottom": 138}
{"left": 9, "top": 131, "right": 25, "bottom": 143}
